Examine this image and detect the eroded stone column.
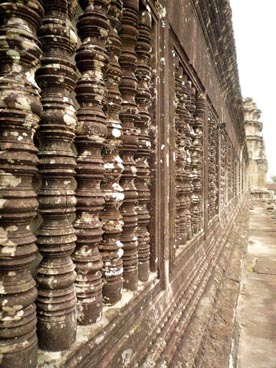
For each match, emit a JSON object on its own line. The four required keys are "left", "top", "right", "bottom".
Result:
{"left": 100, "top": 0, "right": 125, "bottom": 305}
{"left": 0, "top": 1, "right": 43, "bottom": 366}
{"left": 73, "top": 0, "right": 110, "bottom": 324}
{"left": 119, "top": 0, "right": 139, "bottom": 291}
{"left": 35, "top": 0, "right": 78, "bottom": 351}
{"left": 135, "top": 9, "right": 152, "bottom": 281}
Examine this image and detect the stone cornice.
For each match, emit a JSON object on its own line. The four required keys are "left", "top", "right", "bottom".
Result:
{"left": 192, "top": 0, "right": 245, "bottom": 144}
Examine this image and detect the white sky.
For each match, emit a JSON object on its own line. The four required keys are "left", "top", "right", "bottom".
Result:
{"left": 230, "top": 0, "right": 276, "bottom": 180}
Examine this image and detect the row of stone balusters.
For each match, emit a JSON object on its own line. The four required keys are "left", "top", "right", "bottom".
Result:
{"left": 193, "top": 93, "right": 205, "bottom": 233}
{"left": 174, "top": 62, "right": 187, "bottom": 247}
{"left": 229, "top": 144, "right": 237, "bottom": 200}
{"left": 220, "top": 131, "right": 227, "bottom": 212}
{"left": 0, "top": 0, "right": 153, "bottom": 367}
{"left": 233, "top": 152, "right": 238, "bottom": 198}
{"left": 236, "top": 154, "right": 240, "bottom": 196}
{"left": 186, "top": 81, "right": 199, "bottom": 235}
{"left": 175, "top": 67, "right": 192, "bottom": 246}
{"left": 227, "top": 140, "right": 234, "bottom": 201}
{"left": 181, "top": 76, "right": 194, "bottom": 241}
{"left": 174, "top": 61, "right": 205, "bottom": 248}
{"left": 208, "top": 111, "right": 219, "bottom": 220}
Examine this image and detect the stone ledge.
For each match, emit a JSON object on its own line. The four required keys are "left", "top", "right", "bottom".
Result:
{"left": 168, "top": 199, "right": 249, "bottom": 367}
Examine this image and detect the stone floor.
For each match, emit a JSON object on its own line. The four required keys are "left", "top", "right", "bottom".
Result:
{"left": 237, "top": 203, "right": 276, "bottom": 368}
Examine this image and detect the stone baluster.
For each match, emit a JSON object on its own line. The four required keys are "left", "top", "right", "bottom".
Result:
{"left": 35, "top": 0, "right": 78, "bottom": 350}
{"left": 119, "top": 0, "right": 139, "bottom": 291}
{"left": 174, "top": 66, "right": 187, "bottom": 246}
{"left": 192, "top": 93, "right": 205, "bottom": 233}
{"left": 72, "top": 0, "right": 110, "bottom": 324}
{"left": 100, "top": 0, "right": 125, "bottom": 305}
{"left": 0, "top": 2, "right": 43, "bottom": 367}
{"left": 135, "top": 9, "right": 152, "bottom": 281}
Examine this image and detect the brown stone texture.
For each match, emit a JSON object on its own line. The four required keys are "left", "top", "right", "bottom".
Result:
{"left": 0, "top": 0, "right": 249, "bottom": 367}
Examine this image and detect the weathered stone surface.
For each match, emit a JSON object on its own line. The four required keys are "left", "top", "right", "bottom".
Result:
{"left": 194, "top": 202, "right": 249, "bottom": 368}
{"left": 236, "top": 204, "right": 276, "bottom": 368}
{"left": 253, "top": 258, "right": 276, "bottom": 275}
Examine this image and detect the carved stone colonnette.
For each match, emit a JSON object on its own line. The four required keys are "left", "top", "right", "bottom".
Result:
{"left": 0, "top": 1, "right": 43, "bottom": 367}
{"left": 35, "top": 0, "right": 78, "bottom": 350}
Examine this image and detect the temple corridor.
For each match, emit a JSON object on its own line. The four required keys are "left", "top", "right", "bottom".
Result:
{"left": 236, "top": 203, "right": 276, "bottom": 368}
{"left": 0, "top": 1, "right": 267, "bottom": 367}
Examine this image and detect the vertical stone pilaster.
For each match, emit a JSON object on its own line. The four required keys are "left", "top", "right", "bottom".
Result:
{"left": 100, "top": 0, "right": 125, "bottom": 305}
{"left": 35, "top": 0, "right": 78, "bottom": 351}
{"left": 0, "top": 1, "right": 44, "bottom": 366}
{"left": 135, "top": 9, "right": 152, "bottom": 281}
{"left": 119, "top": 0, "right": 139, "bottom": 291}
{"left": 73, "top": 0, "right": 110, "bottom": 324}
